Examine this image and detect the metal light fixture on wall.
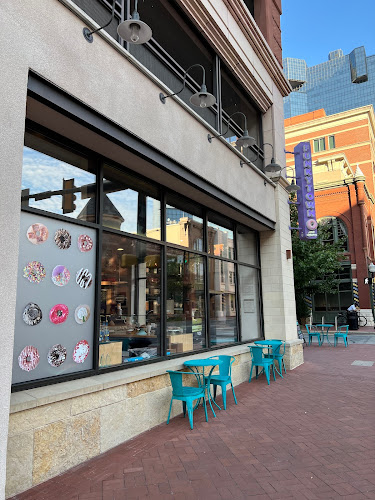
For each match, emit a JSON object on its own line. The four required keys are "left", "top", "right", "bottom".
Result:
{"left": 117, "top": 0, "right": 152, "bottom": 44}
{"left": 207, "top": 111, "right": 255, "bottom": 149}
{"left": 159, "top": 64, "right": 216, "bottom": 108}
{"left": 83, "top": 0, "right": 116, "bottom": 43}
{"left": 263, "top": 143, "right": 282, "bottom": 173}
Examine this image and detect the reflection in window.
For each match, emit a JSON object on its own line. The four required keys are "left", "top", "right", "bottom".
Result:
{"left": 101, "top": 232, "right": 161, "bottom": 365}
{"left": 166, "top": 205, "right": 203, "bottom": 250}
{"left": 208, "top": 221, "right": 234, "bottom": 259}
{"left": 22, "top": 131, "right": 95, "bottom": 220}
{"left": 103, "top": 164, "right": 161, "bottom": 239}
{"left": 238, "top": 265, "right": 260, "bottom": 340}
{"left": 166, "top": 249, "right": 206, "bottom": 354}
{"left": 209, "top": 258, "right": 237, "bottom": 345}
{"left": 237, "top": 225, "right": 258, "bottom": 265}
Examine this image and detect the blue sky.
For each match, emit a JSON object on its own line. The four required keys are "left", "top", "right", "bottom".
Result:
{"left": 281, "top": 0, "right": 375, "bottom": 67}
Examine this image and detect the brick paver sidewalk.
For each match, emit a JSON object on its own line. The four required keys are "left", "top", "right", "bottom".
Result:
{"left": 11, "top": 345, "right": 375, "bottom": 499}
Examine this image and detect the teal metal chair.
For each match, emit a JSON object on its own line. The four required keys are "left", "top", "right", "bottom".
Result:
{"left": 204, "top": 355, "right": 237, "bottom": 410}
{"left": 248, "top": 346, "right": 275, "bottom": 385}
{"left": 166, "top": 370, "right": 208, "bottom": 429}
{"left": 263, "top": 340, "right": 286, "bottom": 377}
{"left": 305, "top": 324, "right": 322, "bottom": 346}
{"left": 334, "top": 325, "right": 349, "bottom": 347}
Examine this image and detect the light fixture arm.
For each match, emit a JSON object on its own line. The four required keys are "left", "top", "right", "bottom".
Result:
{"left": 208, "top": 112, "right": 248, "bottom": 143}
{"left": 160, "top": 64, "right": 207, "bottom": 102}
{"left": 83, "top": 0, "right": 116, "bottom": 42}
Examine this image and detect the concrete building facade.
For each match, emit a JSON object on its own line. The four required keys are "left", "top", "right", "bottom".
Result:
{"left": 0, "top": 1, "right": 300, "bottom": 497}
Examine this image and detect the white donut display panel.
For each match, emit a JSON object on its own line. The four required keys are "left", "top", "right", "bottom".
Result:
{"left": 12, "top": 212, "right": 96, "bottom": 384}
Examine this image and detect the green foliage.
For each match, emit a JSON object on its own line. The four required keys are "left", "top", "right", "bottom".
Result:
{"left": 290, "top": 194, "right": 346, "bottom": 322}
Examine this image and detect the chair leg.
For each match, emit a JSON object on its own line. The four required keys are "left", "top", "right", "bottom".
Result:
{"left": 213, "top": 384, "right": 217, "bottom": 400}
{"left": 271, "top": 364, "right": 276, "bottom": 381}
{"left": 334, "top": 336, "right": 336, "bottom": 347}
{"left": 182, "top": 401, "right": 186, "bottom": 417}
{"left": 187, "top": 401, "right": 194, "bottom": 430}
{"left": 255, "top": 366, "right": 259, "bottom": 379}
{"left": 278, "top": 359, "right": 284, "bottom": 378}
{"left": 222, "top": 384, "right": 227, "bottom": 410}
{"left": 282, "top": 359, "right": 287, "bottom": 374}
{"left": 231, "top": 383, "right": 238, "bottom": 405}
{"left": 202, "top": 395, "right": 208, "bottom": 422}
{"left": 344, "top": 336, "right": 348, "bottom": 347}
{"left": 249, "top": 362, "right": 254, "bottom": 383}
{"left": 167, "top": 398, "right": 173, "bottom": 425}
{"left": 265, "top": 366, "right": 270, "bottom": 385}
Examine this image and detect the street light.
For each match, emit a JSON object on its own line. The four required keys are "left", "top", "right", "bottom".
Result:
{"left": 368, "top": 263, "right": 375, "bottom": 328}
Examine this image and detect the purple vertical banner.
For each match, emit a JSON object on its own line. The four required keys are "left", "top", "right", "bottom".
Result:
{"left": 295, "top": 141, "right": 318, "bottom": 240}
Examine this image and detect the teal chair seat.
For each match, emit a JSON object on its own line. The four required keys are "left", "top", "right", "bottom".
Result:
{"left": 305, "top": 324, "right": 322, "bottom": 346}
{"left": 248, "top": 346, "right": 275, "bottom": 385}
{"left": 334, "top": 325, "right": 349, "bottom": 347}
{"left": 263, "top": 340, "right": 286, "bottom": 377}
{"left": 204, "top": 355, "right": 237, "bottom": 410}
{"left": 167, "top": 370, "right": 207, "bottom": 429}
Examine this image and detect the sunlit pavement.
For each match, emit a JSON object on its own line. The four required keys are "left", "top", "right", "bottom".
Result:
{"left": 10, "top": 343, "right": 375, "bottom": 500}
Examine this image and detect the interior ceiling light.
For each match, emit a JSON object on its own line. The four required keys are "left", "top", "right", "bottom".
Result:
{"left": 159, "top": 64, "right": 216, "bottom": 108}
{"left": 208, "top": 111, "right": 255, "bottom": 149}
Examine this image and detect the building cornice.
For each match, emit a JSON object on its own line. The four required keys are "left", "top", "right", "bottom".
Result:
{"left": 178, "top": 0, "right": 291, "bottom": 112}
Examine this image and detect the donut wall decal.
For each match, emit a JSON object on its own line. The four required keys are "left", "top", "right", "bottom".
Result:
{"left": 22, "top": 302, "right": 42, "bottom": 326}
{"left": 54, "top": 229, "right": 71, "bottom": 250}
{"left": 73, "top": 340, "right": 90, "bottom": 363}
{"left": 51, "top": 265, "right": 70, "bottom": 287}
{"left": 75, "top": 305, "right": 90, "bottom": 324}
{"left": 18, "top": 345, "right": 40, "bottom": 371}
{"left": 78, "top": 234, "right": 93, "bottom": 252}
{"left": 26, "top": 223, "right": 49, "bottom": 245}
{"left": 49, "top": 304, "right": 69, "bottom": 324}
{"left": 76, "top": 268, "right": 93, "bottom": 289}
{"left": 47, "top": 344, "right": 67, "bottom": 367}
{"left": 23, "top": 261, "right": 46, "bottom": 284}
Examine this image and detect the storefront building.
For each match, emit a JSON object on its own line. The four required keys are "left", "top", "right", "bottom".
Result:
{"left": 0, "top": 1, "right": 301, "bottom": 497}
{"left": 285, "top": 106, "right": 375, "bottom": 324}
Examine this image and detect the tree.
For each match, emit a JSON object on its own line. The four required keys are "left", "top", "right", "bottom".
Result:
{"left": 290, "top": 195, "right": 346, "bottom": 322}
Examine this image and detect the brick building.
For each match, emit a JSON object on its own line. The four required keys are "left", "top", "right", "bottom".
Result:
{"left": 285, "top": 106, "right": 375, "bottom": 324}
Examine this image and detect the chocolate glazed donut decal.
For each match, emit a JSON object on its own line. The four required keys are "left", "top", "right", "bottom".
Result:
{"left": 76, "top": 268, "right": 93, "bottom": 289}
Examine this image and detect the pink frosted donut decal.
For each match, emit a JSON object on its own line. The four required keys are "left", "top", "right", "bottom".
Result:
{"left": 51, "top": 265, "right": 70, "bottom": 287}
{"left": 73, "top": 340, "right": 90, "bottom": 363}
{"left": 18, "top": 345, "right": 40, "bottom": 371}
{"left": 49, "top": 304, "right": 69, "bottom": 324}
{"left": 26, "top": 223, "right": 49, "bottom": 245}
{"left": 23, "top": 261, "right": 46, "bottom": 284}
{"left": 76, "top": 268, "right": 93, "bottom": 289}
{"left": 78, "top": 234, "right": 93, "bottom": 252}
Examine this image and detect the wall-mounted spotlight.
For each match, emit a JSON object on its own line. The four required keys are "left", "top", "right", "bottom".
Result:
{"left": 83, "top": 0, "right": 152, "bottom": 45}
{"left": 263, "top": 143, "right": 282, "bottom": 173}
{"left": 207, "top": 111, "right": 255, "bottom": 149}
{"left": 159, "top": 64, "right": 216, "bottom": 108}
{"left": 117, "top": 0, "right": 152, "bottom": 44}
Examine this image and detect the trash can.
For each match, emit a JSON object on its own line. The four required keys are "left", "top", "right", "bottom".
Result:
{"left": 347, "top": 311, "right": 358, "bottom": 330}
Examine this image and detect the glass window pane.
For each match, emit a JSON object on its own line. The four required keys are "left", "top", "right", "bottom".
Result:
{"left": 209, "top": 258, "right": 237, "bottom": 345}
{"left": 313, "top": 139, "right": 319, "bottom": 152}
{"left": 101, "top": 233, "right": 161, "bottom": 365}
{"left": 329, "top": 135, "right": 335, "bottom": 149}
{"left": 238, "top": 265, "right": 261, "bottom": 340}
{"left": 236, "top": 225, "right": 258, "bottom": 265}
{"left": 22, "top": 131, "right": 96, "bottom": 221}
{"left": 166, "top": 249, "right": 206, "bottom": 354}
{"left": 319, "top": 137, "right": 326, "bottom": 151}
{"left": 314, "top": 293, "right": 326, "bottom": 311}
{"left": 339, "top": 291, "right": 353, "bottom": 310}
{"left": 103, "top": 165, "right": 160, "bottom": 240}
{"left": 326, "top": 293, "right": 339, "bottom": 311}
{"left": 166, "top": 204, "right": 203, "bottom": 250}
{"left": 208, "top": 221, "right": 234, "bottom": 259}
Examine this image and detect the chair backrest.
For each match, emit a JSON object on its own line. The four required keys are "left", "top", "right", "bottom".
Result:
{"left": 209, "top": 355, "right": 234, "bottom": 377}
{"left": 167, "top": 370, "right": 184, "bottom": 395}
{"left": 305, "top": 324, "right": 318, "bottom": 334}
{"left": 268, "top": 339, "right": 285, "bottom": 356}
{"left": 338, "top": 325, "right": 349, "bottom": 333}
{"left": 249, "top": 346, "right": 265, "bottom": 364}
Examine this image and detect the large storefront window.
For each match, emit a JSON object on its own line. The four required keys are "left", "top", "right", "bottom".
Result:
{"left": 13, "top": 126, "right": 263, "bottom": 389}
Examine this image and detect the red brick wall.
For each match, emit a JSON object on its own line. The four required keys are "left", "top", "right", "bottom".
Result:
{"left": 254, "top": 0, "right": 282, "bottom": 65}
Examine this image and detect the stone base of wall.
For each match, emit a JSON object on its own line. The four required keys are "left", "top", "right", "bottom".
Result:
{"left": 6, "top": 343, "right": 303, "bottom": 498}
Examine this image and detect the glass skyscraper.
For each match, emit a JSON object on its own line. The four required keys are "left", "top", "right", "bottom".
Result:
{"left": 283, "top": 46, "right": 375, "bottom": 118}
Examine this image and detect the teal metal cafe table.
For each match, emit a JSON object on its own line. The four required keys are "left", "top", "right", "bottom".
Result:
{"left": 183, "top": 358, "right": 222, "bottom": 418}
{"left": 315, "top": 324, "right": 334, "bottom": 345}
{"left": 254, "top": 340, "right": 283, "bottom": 377}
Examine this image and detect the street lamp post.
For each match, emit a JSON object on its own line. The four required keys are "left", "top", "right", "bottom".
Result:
{"left": 368, "top": 263, "right": 375, "bottom": 329}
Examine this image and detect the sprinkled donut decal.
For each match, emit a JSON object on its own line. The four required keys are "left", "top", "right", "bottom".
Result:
{"left": 76, "top": 268, "right": 93, "bottom": 289}
{"left": 51, "top": 265, "right": 70, "bottom": 287}
{"left": 78, "top": 234, "right": 93, "bottom": 252}
{"left": 23, "top": 261, "right": 46, "bottom": 284}
{"left": 54, "top": 229, "right": 71, "bottom": 250}
{"left": 18, "top": 345, "right": 40, "bottom": 371}
{"left": 49, "top": 304, "right": 69, "bottom": 324}
{"left": 26, "top": 223, "right": 49, "bottom": 245}
{"left": 47, "top": 344, "right": 67, "bottom": 367}
{"left": 22, "top": 302, "right": 42, "bottom": 326}
{"left": 73, "top": 340, "right": 90, "bottom": 363}
{"left": 75, "top": 304, "right": 90, "bottom": 324}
